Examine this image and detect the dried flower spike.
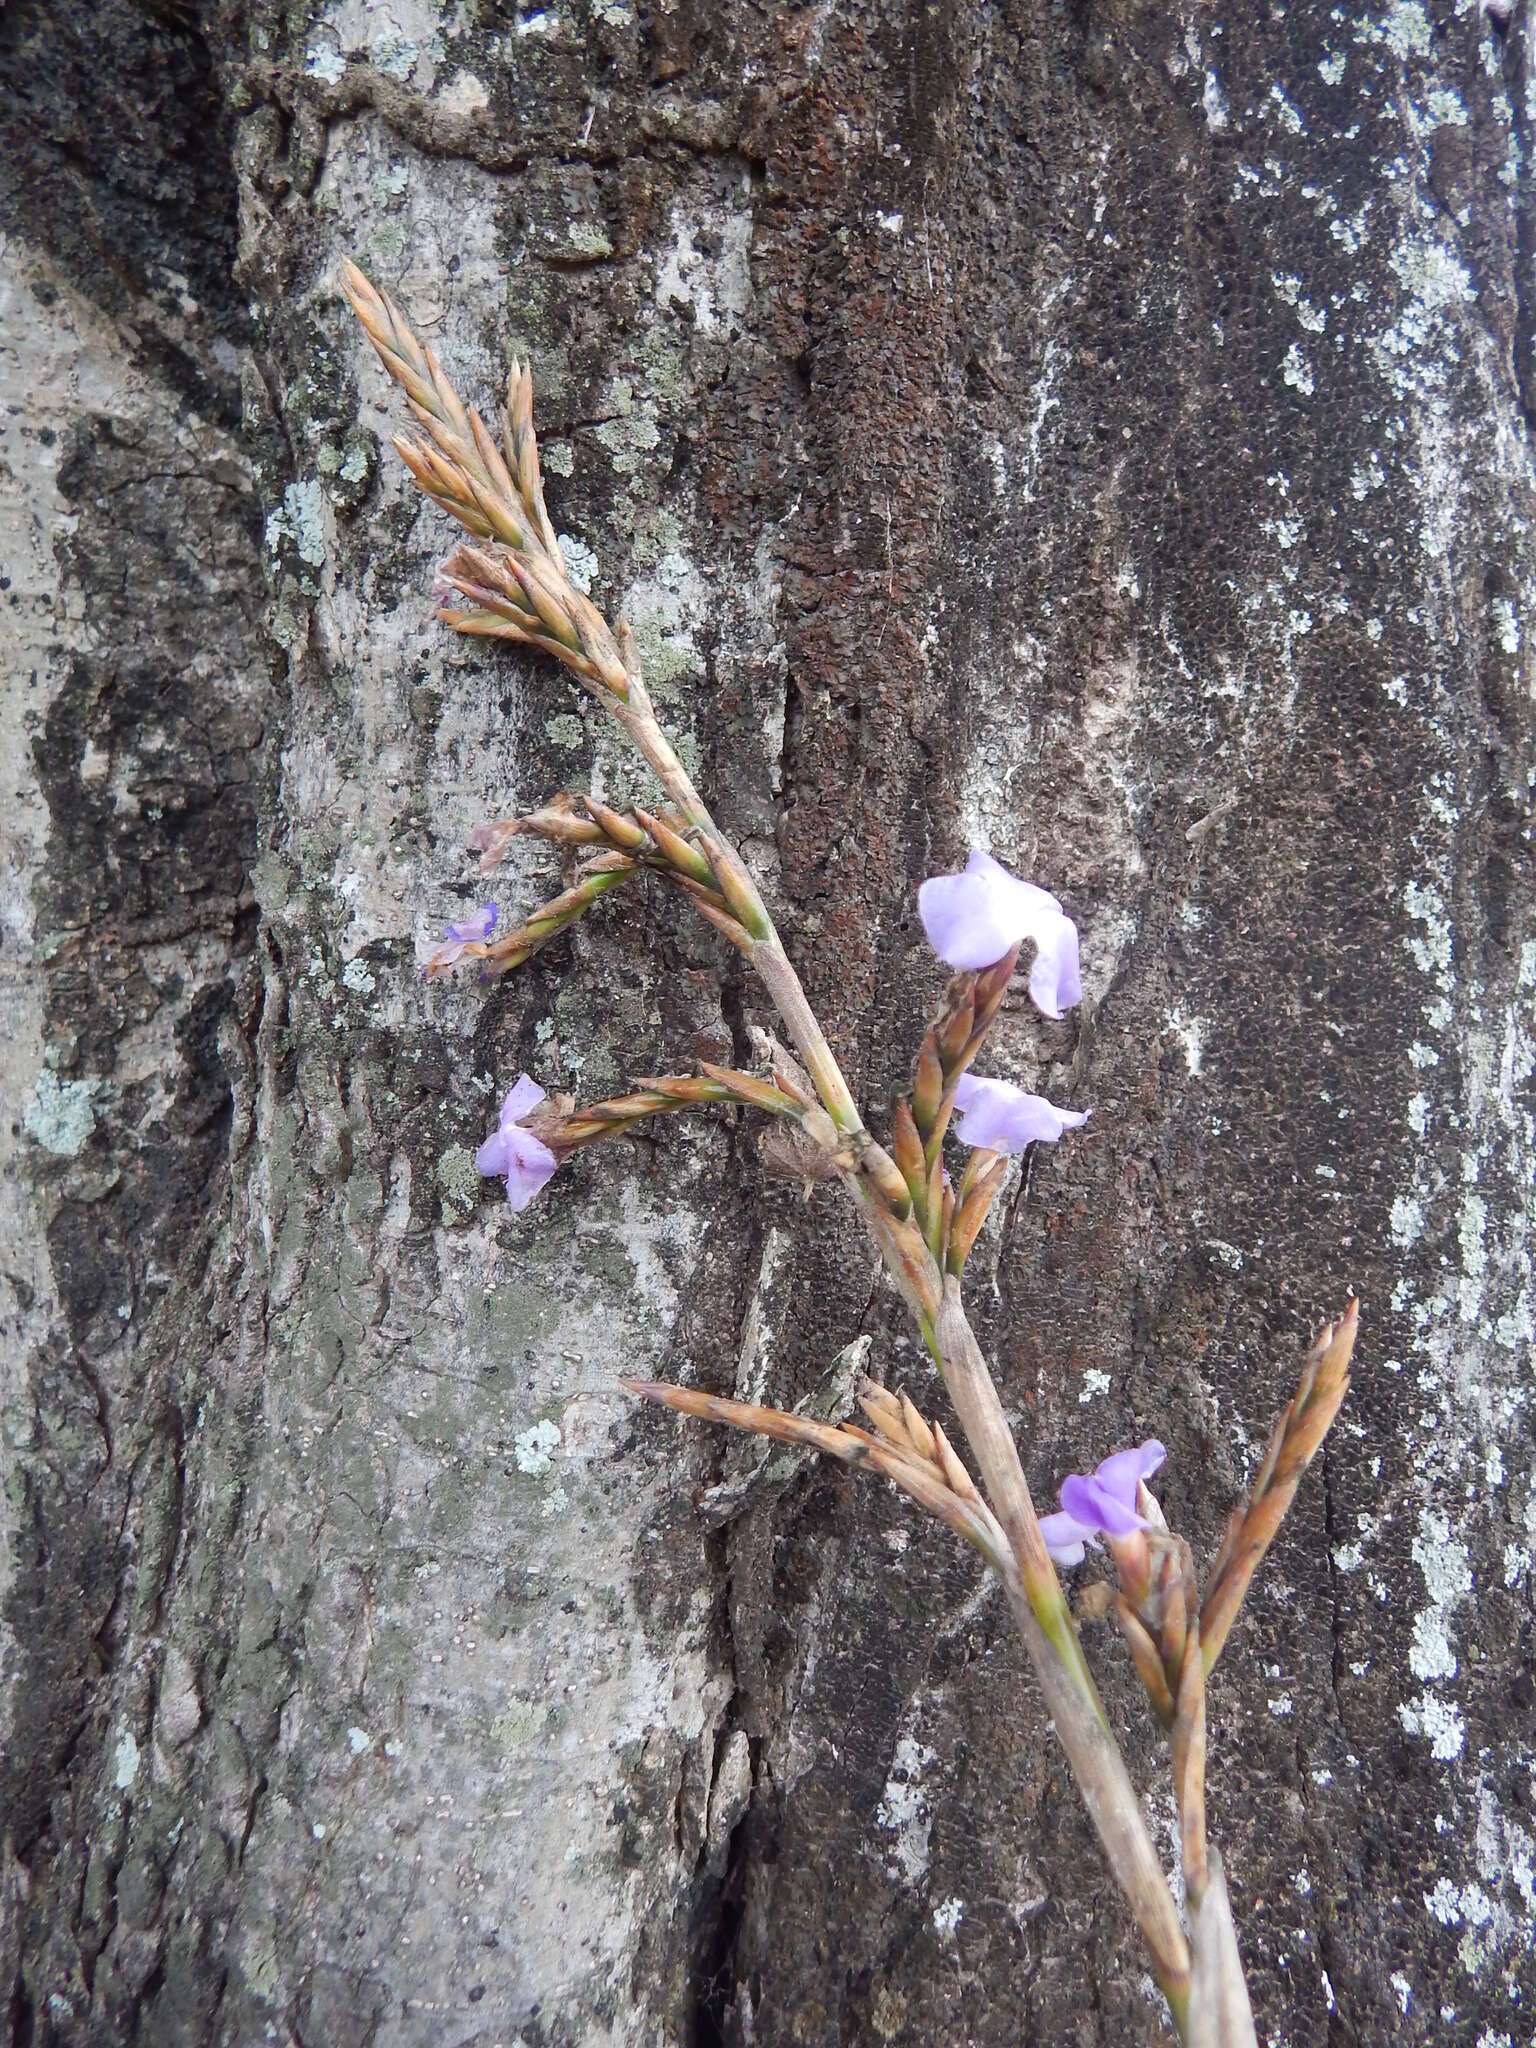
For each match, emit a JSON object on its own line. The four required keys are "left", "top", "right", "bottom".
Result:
{"left": 624, "top": 1377, "right": 1013, "bottom": 1574}
{"left": 1199, "top": 1299, "right": 1359, "bottom": 1673}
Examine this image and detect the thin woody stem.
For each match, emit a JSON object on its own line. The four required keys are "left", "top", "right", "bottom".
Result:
{"left": 933, "top": 1279, "right": 1192, "bottom": 2018}
{"left": 616, "top": 646, "right": 1193, "bottom": 2012}
{"left": 610, "top": 654, "right": 870, "bottom": 1143}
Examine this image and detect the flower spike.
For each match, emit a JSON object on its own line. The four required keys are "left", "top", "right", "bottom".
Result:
{"left": 343, "top": 264, "right": 1366, "bottom": 2033}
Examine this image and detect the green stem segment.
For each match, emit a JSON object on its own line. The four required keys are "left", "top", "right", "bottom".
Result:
{"left": 615, "top": 652, "right": 1194, "bottom": 2023}
{"left": 932, "top": 1280, "right": 1193, "bottom": 2026}
{"left": 610, "top": 667, "right": 871, "bottom": 1144}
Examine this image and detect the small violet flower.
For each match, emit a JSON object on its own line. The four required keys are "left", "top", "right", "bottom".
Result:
{"left": 475, "top": 1074, "right": 559, "bottom": 1213}
{"left": 951, "top": 1073, "right": 1089, "bottom": 1154}
{"left": 1038, "top": 1440, "right": 1167, "bottom": 1569}
{"left": 446, "top": 903, "right": 499, "bottom": 946}
{"left": 918, "top": 850, "right": 1082, "bottom": 1018}
{"left": 419, "top": 902, "right": 498, "bottom": 978}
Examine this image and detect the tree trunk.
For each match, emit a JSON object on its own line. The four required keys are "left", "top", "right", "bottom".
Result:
{"left": 3, "top": 2, "right": 1533, "bottom": 2044}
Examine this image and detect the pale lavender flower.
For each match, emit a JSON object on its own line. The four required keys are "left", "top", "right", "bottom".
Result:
{"left": 419, "top": 902, "right": 498, "bottom": 977}
{"left": 918, "top": 851, "right": 1082, "bottom": 1016}
{"left": 951, "top": 1073, "right": 1089, "bottom": 1153}
{"left": 447, "top": 903, "right": 499, "bottom": 944}
{"left": 476, "top": 1074, "right": 559, "bottom": 1213}
{"left": 1039, "top": 1440, "right": 1167, "bottom": 1568}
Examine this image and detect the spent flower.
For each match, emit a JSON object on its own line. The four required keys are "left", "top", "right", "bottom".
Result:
{"left": 920, "top": 851, "right": 1082, "bottom": 1017}
{"left": 419, "top": 902, "right": 498, "bottom": 976}
{"left": 476, "top": 1074, "right": 559, "bottom": 1212}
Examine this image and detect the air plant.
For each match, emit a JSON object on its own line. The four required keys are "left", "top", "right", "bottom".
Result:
{"left": 344, "top": 261, "right": 1359, "bottom": 2043}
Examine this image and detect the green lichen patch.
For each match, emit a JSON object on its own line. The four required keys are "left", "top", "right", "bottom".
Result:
{"left": 544, "top": 712, "right": 587, "bottom": 751}
{"left": 630, "top": 504, "right": 684, "bottom": 569}
{"left": 265, "top": 478, "right": 328, "bottom": 570}
{"left": 595, "top": 399, "right": 661, "bottom": 478}
{"left": 627, "top": 612, "right": 701, "bottom": 691}
{"left": 436, "top": 1143, "right": 483, "bottom": 1217}
{"left": 630, "top": 324, "right": 686, "bottom": 405}
{"left": 491, "top": 1696, "right": 548, "bottom": 1748}
{"left": 23, "top": 1070, "right": 102, "bottom": 1157}
{"left": 564, "top": 222, "right": 614, "bottom": 261}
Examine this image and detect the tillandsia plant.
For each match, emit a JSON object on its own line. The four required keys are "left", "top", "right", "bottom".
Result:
{"left": 343, "top": 262, "right": 1361, "bottom": 2045}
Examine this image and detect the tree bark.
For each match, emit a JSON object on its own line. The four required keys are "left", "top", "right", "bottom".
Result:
{"left": 3, "top": 2, "right": 1533, "bottom": 2044}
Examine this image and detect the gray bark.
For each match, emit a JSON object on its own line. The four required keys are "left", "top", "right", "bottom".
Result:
{"left": 3, "top": 2, "right": 1534, "bottom": 2044}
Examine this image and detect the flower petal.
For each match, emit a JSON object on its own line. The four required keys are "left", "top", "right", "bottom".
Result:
{"left": 1093, "top": 1439, "right": 1166, "bottom": 1508}
{"left": 418, "top": 935, "right": 469, "bottom": 977}
{"left": 918, "top": 853, "right": 1082, "bottom": 1014}
{"left": 1060, "top": 1472, "right": 1147, "bottom": 1538}
{"left": 1026, "top": 912, "right": 1083, "bottom": 1020}
{"left": 951, "top": 1073, "right": 1090, "bottom": 1154}
{"left": 501, "top": 1073, "right": 546, "bottom": 1125}
{"left": 475, "top": 1130, "right": 511, "bottom": 1177}
{"left": 1039, "top": 1510, "right": 1095, "bottom": 1568}
{"left": 919, "top": 852, "right": 1030, "bottom": 970}
{"left": 503, "top": 1131, "right": 559, "bottom": 1212}
{"left": 469, "top": 820, "right": 520, "bottom": 873}
{"left": 445, "top": 902, "right": 498, "bottom": 944}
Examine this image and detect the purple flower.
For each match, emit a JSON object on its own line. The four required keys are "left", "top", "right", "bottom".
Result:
{"left": 445, "top": 904, "right": 498, "bottom": 945}
{"left": 444, "top": 909, "right": 499, "bottom": 946}
{"left": 918, "top": 851, "right": 1082, "bottom": 1017}
{"left": 475, "top": 1074, "right": 559, "bottom": 1213}
{"left": 1038, "top": 1441, "right": 1167, "bottom": 1568}
{"left": 419, "top": 902, "right": 498, "bottom": 978}
{"left": 951, "top": 1073, "right": 1089, "bottom": 1154}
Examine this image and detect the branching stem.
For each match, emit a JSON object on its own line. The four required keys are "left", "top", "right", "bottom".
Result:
{"left": 615, "top": 655, "right": 1193, "bottom": 2010}
{"left": 616, "top": 645, "right": 1194, "bottom": 2017}
{"left": 933, "top": 1279, "right": 1193, "bottom": 2017}
{"left": 345, "top": 269, "right": 1226, "bottom": 2036}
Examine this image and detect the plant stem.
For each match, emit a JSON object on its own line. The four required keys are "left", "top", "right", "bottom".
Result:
{"left": 612, "top": 665, "right": 874, "bottom": 1143}
{"left": 610, "top": 648, "right": 1197, "bottom": 2026}
{"left": 933, "top": 1280, "right": 1193, "bottom": 2022}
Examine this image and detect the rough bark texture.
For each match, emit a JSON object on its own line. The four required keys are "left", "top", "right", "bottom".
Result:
{"left": 3, "top": 2, "right": 1534, "bottom": 2045}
